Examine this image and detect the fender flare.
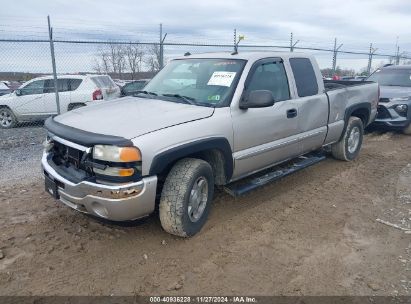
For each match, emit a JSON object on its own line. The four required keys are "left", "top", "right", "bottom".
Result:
{"left": 149, "top": 137, "right": 234, "bottom": 181}
{"left": 339, "top": 102, "right": 371, "bottom": 140}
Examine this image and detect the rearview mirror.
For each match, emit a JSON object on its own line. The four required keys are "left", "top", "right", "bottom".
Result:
{"left": 15, "top": 89, "right": 22, "bottom": 96}
{"left": 240, "top": 90, "right": 275, "bottom": 109}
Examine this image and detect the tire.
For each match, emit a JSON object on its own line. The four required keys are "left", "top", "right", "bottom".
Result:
{"left": 403, "top": 123, "right": 411, "bottom": 135}
{"left": 159, "top": 158, "right": 214, "bottom": 237}
{"left": 331, "top": 116, "right": 364, "bottom": 161}
{"left": 0, "top": 107, "right": 17, "bottom": 129}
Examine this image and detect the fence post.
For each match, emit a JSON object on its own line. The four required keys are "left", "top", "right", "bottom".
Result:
{"left": 395, "top": 46, "right": 400, "bottom": 65}
{"left": 47, "top": 15, "right": 60, "bottom": 115}
{"left": 367, "top": 43, "right": 377, "bottom": 76}
{"left": 289, "top": 32, "right": 299, "bottom": 52}
{"left": 332, "top": 38, "right": 343, "bottom": 76}
{"left": 159, "top": 23, "right": 167, "bottom": 70}
{"left": 233, "top": 29, "right": 237, "bottom": 53}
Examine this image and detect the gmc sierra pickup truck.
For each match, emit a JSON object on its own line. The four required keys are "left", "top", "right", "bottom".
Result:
{"left": 42, "top": 52, "right": 379, "bottom": 237}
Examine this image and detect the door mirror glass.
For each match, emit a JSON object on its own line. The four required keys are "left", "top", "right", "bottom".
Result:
{"left": 15, "top": 89, "right": 22, "bottom": 96}
{"left": 240, "top": 90, "right": 275, "bottom": 109}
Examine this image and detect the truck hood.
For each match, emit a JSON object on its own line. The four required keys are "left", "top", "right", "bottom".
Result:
{"left": 54, "top": 97, "right": 214, "bottom": 139}
{"left": 379, "top": 85, "right": 411, "bottom": 99}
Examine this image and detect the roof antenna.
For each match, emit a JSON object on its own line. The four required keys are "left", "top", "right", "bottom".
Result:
{"left": 184, "top": 52, "right": 191, "bottom": 56}
{"left": 231, "top": 30, "right": 245, "bottom": 55}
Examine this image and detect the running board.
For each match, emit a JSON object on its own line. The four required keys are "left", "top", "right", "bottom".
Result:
{"left": 224, "top": 152, "right": 327, "bottom": 197}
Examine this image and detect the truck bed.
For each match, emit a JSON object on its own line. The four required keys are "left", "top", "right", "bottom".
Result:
{"left": 324, "top": 80, "right": 375, "bottom": 91}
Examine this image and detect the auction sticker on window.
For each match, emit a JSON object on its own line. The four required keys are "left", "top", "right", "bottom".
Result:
{"left": 207, "top": 71, "right": 237, "bottom": 87}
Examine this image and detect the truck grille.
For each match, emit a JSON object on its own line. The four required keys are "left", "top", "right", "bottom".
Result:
{"left": 52, "top": 141, "right": 86, "bottom": 169}
{"left": 377, "top": 105, "right": 391, "bottom": 119}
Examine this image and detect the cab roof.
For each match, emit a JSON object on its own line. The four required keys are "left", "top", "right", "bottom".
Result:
{"left": 177, "top": 51, "right": 315, "bottom": 62}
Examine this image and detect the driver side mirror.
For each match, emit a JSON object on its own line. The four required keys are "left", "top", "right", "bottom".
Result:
{"left": 15, "top": 89, "right": 22, "bottom": 96}
{"left": 240, "top": 90, "right": 275, "bottom": 109}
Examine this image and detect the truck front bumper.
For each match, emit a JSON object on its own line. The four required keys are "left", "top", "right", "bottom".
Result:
{"left": 41, "top": 153, "right": 157, "bottom": 221}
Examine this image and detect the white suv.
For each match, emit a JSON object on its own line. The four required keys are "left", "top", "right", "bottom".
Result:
{"left": 0, "top": 74, "right": 120, "bottom": 128}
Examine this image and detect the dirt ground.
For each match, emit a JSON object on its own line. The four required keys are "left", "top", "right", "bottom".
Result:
{"left": 0, "top": 129, "right": 410, "bottom": 296}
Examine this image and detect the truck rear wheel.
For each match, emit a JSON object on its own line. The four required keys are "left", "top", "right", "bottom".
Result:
{"left": 159, "top": 158, "right": 214, "bottom": 237}
{"left": 331, "top": 116, "right": 364, "bottom": 161}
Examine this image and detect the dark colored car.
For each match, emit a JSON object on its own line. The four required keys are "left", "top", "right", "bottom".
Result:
{"left": 121, "top": 79, "right": 150, "bottom": 96}
{"left": 367, "top": 65, "right": 411, "bottom": 134}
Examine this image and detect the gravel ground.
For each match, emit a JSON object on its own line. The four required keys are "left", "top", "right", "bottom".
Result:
{"left": 0, "top": 127, "right": 410, "bottom": 296}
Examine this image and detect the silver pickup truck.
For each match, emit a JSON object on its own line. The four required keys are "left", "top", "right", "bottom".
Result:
{"left": 42, "top": 52, "right": 379, "bottom": 237}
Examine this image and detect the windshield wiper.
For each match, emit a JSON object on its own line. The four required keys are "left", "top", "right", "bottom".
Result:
{"left": 162, "top": 93, "right": 196, "bottom": 105}
{"left": 134, "top": 90, "right": 158, "bottom": 97}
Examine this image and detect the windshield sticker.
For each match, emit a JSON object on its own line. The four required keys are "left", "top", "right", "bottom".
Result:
{"left": 208, "top": 95, "right": 221, "bottom": 103}
{"left": 207, "top": 71, "right": 236, "bottom": 87}
{"left": 213, "top": 61, "right": 238, "bottom": 66}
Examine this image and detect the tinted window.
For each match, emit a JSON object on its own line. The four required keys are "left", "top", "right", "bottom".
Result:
{"left": 368, "top": 69, "right": 411, "bottom": 87}
{"left": 44, "top": 79, "right": 70, "bottom": 93}
{"left": 20, "top": 80, "right": 45, "bottom": 95}
{"left": 92, "top": 76, "right": 115, "bottom": 88}
{"left": 247, "top": 60, "right": 290, "bottom": 101}
{"left": 290, "top": 58, "right": 319, "bottom": 97}
{"left": 69, "top": 79, "right": 82, "bottom": 91}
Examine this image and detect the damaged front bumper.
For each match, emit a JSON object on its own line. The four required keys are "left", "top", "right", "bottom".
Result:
{"left": 41, "top": 153, "right": 157, "bottom": 221}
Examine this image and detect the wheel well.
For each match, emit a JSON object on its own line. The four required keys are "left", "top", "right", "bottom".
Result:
{"left": 156, "top": 148, "right": 229, "bottom": 186}
{"left": 351, "top": 108, "right": 369, "bottom": 126}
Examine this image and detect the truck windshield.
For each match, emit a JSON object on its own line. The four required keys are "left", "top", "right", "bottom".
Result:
{"left": 143, "top": 58, "right": 246, "bottom": 106}
{"left": 368, "top": 69, "right": 411, "bottom": 87}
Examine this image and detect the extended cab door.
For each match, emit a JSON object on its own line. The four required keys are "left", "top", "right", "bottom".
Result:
{"left": 288, "top": 58, "right": 328, "bottom": 153}
{"left": 231, "top": 58, "right": 301, "bottom": 180}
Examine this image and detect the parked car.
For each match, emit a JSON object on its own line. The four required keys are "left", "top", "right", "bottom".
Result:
{"left": 42, "top": 52, "right": 378, "bottom": 237}
{"left": 367, "top": 65, "right": 411, "bottom": 134}
{"left": 0, "top": 82, "right": 11, "bottom": 96}
{"left": 121, "top": 79, "right": 150, "bottom": 96}
{"left": 0, "top": 74, "right": 120, "bottom": 128}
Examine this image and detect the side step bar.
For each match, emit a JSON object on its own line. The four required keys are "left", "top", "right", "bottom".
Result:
{"left": 224, "top": 152, "right": 327, "bottom": 197}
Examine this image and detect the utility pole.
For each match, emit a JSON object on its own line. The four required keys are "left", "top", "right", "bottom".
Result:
{"left": 159, "top": 23, "right": 167, "bottom": 70}
{"left": 47, "top": 15, "right": 60, "bottom": 115}
{"left": 367, "top": 43, "right": 378, "bottom": 76}
{"left": 289, "top": 32, "right": 299, "bottom": 52}
{"left": 395, "top": 45, "right": 400, "bottom": 65}
{"left": 332, "top": 38, "right": 343, "bottom": 76}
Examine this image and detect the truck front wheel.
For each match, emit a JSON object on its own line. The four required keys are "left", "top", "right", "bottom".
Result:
{"left": 159, "top": 158, "right": 214, "bottom": 237}
{"left": 331, "top": 116, "right": 364, "bottom": 161}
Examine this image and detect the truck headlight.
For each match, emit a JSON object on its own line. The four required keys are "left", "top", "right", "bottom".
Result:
{"left": 92, "top": 145, "right": 141, "bottom": 178}
{"left": 93, "top": 145, "right": 141, "bottom": 163}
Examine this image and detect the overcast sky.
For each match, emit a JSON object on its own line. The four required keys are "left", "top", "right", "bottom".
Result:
{"left": 1, "top": 0, "right": 410, "bottom": 72}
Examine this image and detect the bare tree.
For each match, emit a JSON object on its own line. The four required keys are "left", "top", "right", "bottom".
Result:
{"left": 145, "top": 44, "right": 161, "bottom": 72}
{"left": 93, "top": 48, "right": 111, "bottom": 74}
{"left": 125, "top": 44, "right": 144, "bottom": 80}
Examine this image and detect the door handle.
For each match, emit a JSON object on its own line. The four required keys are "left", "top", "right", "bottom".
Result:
{"left": 287, "top": 108, "right": 298, "bottom": 118}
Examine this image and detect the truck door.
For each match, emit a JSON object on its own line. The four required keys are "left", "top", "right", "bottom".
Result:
{"left": 289, "top": 58, "right": 328, "bottom": 153}
{"left": 231, "top": 58, "right": 301, "bottom": 179}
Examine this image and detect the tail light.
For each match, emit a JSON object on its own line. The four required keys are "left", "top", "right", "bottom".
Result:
{"left": 92, "top": 89, "right": 103, "bottom": 100}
